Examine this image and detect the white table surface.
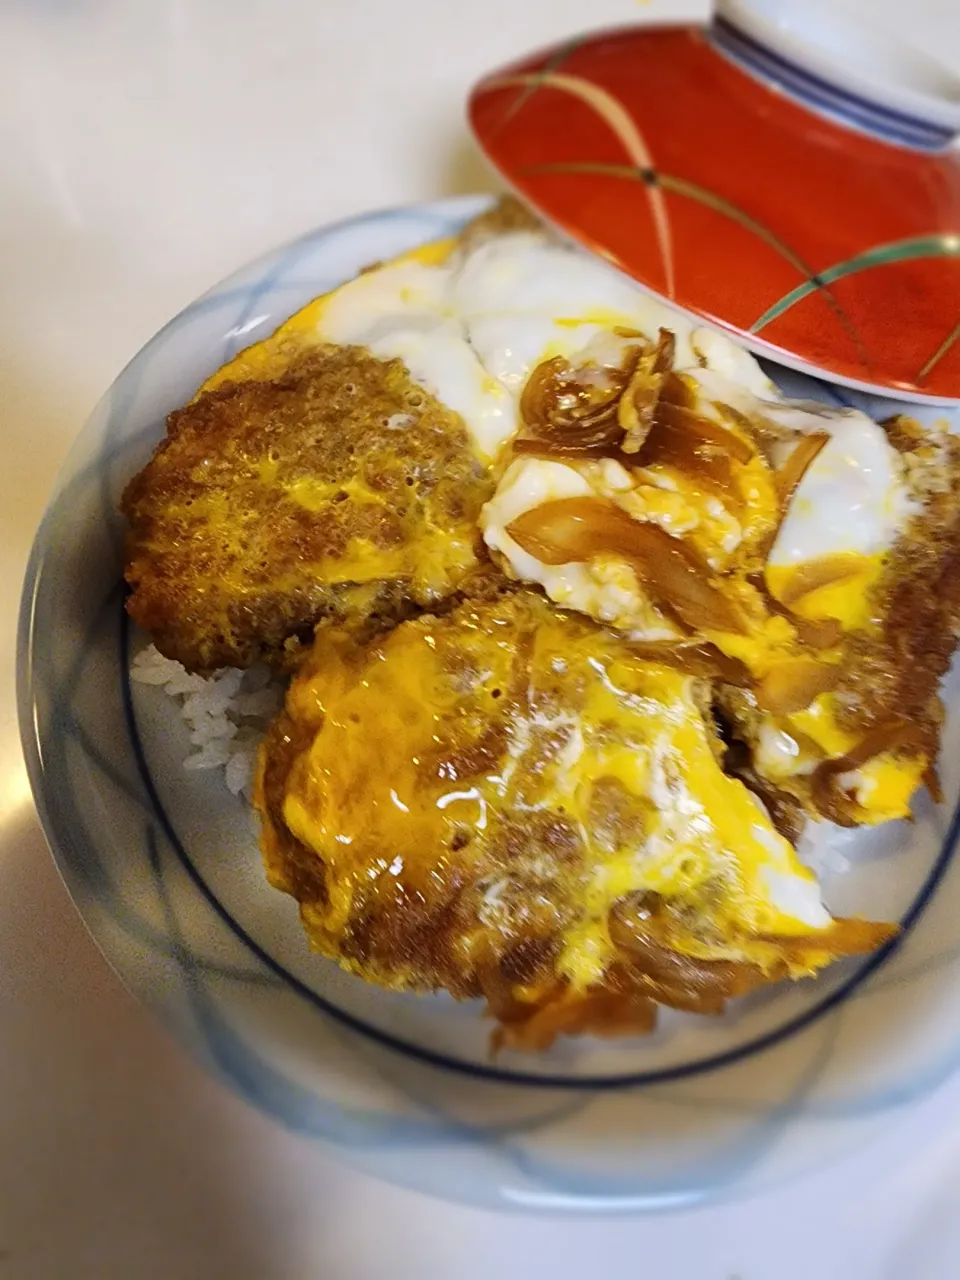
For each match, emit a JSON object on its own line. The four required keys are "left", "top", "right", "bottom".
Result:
{"left": 3, "top": 2, "right": 960, "bottom": 1276}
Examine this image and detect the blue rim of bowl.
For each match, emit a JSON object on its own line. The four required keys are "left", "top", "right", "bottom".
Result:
{"left": 17, "top": 195, "right": 960, "bottom": 1093}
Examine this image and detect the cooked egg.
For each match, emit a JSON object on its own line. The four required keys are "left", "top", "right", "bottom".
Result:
{"left": 477, "top": 335, "right": 930, "bottom": 827}
{"left": 447, "top": 231, "right": 707, "bottom": 392}
{"left": 766, "top": 410, "right": 917, "bottom": 631}
{"left": 839, "top": 754, "right": 927, "bottom": 824}
{"left": 482, "top": 456, "right": 681, "bottom": 638}
{"left": 484, "top": 372, "right": 913, "bottom": 642}
{"left": 204, "top": 209, "right": 932, "bottom": 834}
{"left": 203, "top": 228, "right": 775, "bottom": 466}
{"left": 270, "top": 592, "right": 848, "bottom": 1000}
{"left": 757, "top": 691, "right": 925, "bottom": 825}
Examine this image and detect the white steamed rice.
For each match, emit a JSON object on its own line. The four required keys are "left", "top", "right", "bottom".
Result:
{"left": 130, "top": 645, "right": 284, "bottom": 797}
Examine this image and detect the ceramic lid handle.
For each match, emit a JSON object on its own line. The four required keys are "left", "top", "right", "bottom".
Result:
{"left": 714, "top": 0, "right": 960, "bottom": 151}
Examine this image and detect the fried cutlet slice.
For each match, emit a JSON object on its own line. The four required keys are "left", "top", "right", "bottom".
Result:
{"left": 480, "top": 315, "right": 960, "bottom": 829}
{"left": 254, "top": 590, "right": 892, "bottom": 1052}
{"left": 122, "top": 345, "right": 495, "bottom": 671}
{"left": 454, "top": 193, "right": 546, "bottom": 253}
{"left": 717, "top": 418, "right": 960, "bottom": 827}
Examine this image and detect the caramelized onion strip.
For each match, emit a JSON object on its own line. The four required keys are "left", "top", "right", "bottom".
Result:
{"left": 519, "top": 345, "right": 643, "bottom": 442}
{"left": 659, "top": 370, "right": 697, "bottom": 409}
{"left": 755, "top": 918, "right": 897, "bottom": 956}
{"left": 655, "top": 400, "right": 756, "bottom": 464}
{"left": 608, "top": 907, "right": 775, "bottom": 1002}
{"left": 788, "top": 615, "right": 844, "bottom": 650}
{"left": 776, "top": 552, "right": 868, "bottom": 608}
{"left": 512, "top": 423, "right": 624, "bottom": 456}
{"left": 755, "top": 657, "right": 840, "bottom": 715}
{"left": 812, "top": 720, "right": 925, "bottom": 815}
{"left": 775, "top": 431, "right": 830, "bottom": 506}
{"left": 756, "top": 431, "right": 831, "bottom": 562}
{"left": 626, "top": 640, "right": 751, "bottom": 684}
{"left": 923, "top": 764, "right": 944, "bottom": 804}
{"left": 639, "top": 428, "right": 737, "bottom": 500}
{"left": 506, "top": 497, "right": 751, "bottom": 634}
{"left": 619, "top": 328, "right": 675, "bottom": 454}
{"left": 610, "top": 900, "right": 894, "bottom": 991}
{"left": 748, "top": 573, "right": 844, "bottom": 650}
{"left": 490, "top": 991, "right": 658, "bottom": 1053}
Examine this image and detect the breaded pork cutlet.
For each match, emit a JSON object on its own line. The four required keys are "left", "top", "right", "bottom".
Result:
{"left": 479, "top": 307, "right": 960, "bottom": 830}
{"left": 717, "top": 417, "right": 960, "bottom": 827}
{"left": 255, "top": 590, "right": 891, "bottom": 1051}
{"left": 122, "top": 345, "right": 494, "bottom": 672}
{"left": 121, "top": 198, "right": 542, "bottom": 673}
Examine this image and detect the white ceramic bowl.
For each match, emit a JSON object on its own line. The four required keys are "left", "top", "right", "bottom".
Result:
{"left": 19, "top": 195, "right": 960, "bottom": 1212}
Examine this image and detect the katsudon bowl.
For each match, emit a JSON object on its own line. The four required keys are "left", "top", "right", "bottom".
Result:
{"left": 18, "top": 195, "right": 960, "bottom": 1213}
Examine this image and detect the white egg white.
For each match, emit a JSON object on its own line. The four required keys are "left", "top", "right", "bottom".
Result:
{"left": 768, "top": 410, "right": 916, "bottom": 569}
{"left": 313, "top": 230, "right": 776, "bottom": 464}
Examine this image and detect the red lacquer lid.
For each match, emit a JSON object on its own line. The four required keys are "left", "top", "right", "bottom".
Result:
{"left": 468, "top": 0, "right": 960, "bottom": 403}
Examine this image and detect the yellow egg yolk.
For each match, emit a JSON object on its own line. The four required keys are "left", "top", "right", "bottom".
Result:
{"left": 197, "top": 238, "right": 458, "bottom": 398}
{"left": 765, "top": 553, "right": 885, "bottom": 633}
{"left": 279, "top": 599, "right": 833, "bottom": 993}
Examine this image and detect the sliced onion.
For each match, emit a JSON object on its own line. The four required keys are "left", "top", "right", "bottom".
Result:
{"left": 754, "top": 431, "right": 831, "bottom": 562}
{"left": 825, "top": 720, "right": 921, "bottom": 773}
{"left": 608, "top": 905, "right": 773, "bottom": 1003}
{"left": 812, "top": 719, "right": 924, "bottom": 815}
{"left": 640, "top": 424, "right": 737, "bottom": 499}
{"left": 748, "top": 572, "right": 844, "bottom": 650}
{"left": 659, "top": 370, "right": 698, "bottom": 410}
{"left": 619, "top": 329, "right": 675, "bottom": 454}
{"left": 923, "top": 764, "right": 944, "bottom": 804}
{"left": 612, "top": 896, "right": 893, "bottom": 982}
{"left": 506, "top": 497, "right": 751, "bottom": 634}
{"left": 512, "top": 423, "right": 624, "bottom": 457}
{"left": 755, "top": 657, "right": 840, "bottom": 715}
{"left": 519, "top": 356, "right": 563, "bottom": 434}
{"left": 626, "top": 640, "right": 751, "bottom": 684}
{"left": 775, "top": 552, "right": 867, "bottom": 608}
{"left": 758, "top": 918, "right": 897, "bottom": 957}
{"left": 775, "top": 431, "right": 830, "bottom": 506}
{"left": 519, "top": 346, "right": 642, "bottom": 438}
{"left": 659, "top": 377, "right": 777, "bottom": 466}
{"left": 490, "top": 990, "right": 657, "bottom": 1053}
{"left": 655, "top": 400, "right": 756, "bottom": 464}
{"left": 789, "top": 615, "right": 844, "bottom": 650}
{"left": 512, "top": 436, "right": 615, "bottom": 460}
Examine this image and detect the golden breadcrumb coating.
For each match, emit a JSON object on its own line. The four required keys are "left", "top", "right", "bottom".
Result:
{"left": 122, "top": 345, "right": 494, "bottom": 672}
{"left": 718, "top": 419, "right": 960, "bottom": 826}
{"left": 255, "top": 591, "right": 892, "bottom": 1051}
